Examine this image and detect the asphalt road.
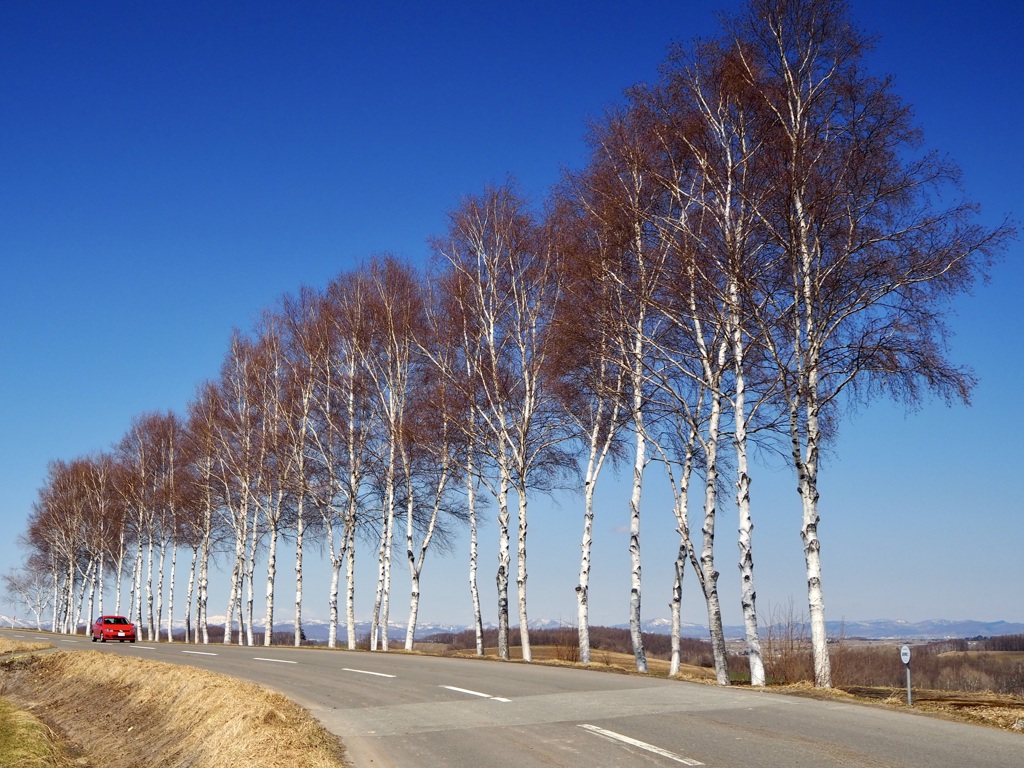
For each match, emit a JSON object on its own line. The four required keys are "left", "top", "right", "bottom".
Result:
{"left": 4, "top": 629, "right": 1022, "bottom": 767}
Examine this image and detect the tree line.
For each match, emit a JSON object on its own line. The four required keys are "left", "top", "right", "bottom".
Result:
{"left": 5, "top": 0, "right": 1010, "bottom": 688}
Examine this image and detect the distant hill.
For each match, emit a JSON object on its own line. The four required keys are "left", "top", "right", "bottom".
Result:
{"left": 611, "top": 617, "right": 1024, "bottom": 641}
{"left": 5, "top": 614, "right": 1021, "bottom": 642}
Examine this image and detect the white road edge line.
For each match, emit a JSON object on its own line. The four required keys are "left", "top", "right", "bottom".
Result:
{"left": 342, "top": 668, "right": 396, "bottom": 678}
{"left": 441, "top": 685, "right": 510, "bottom": 702}
{"left": 129, "top": 645, "right": 154, "bottom": 649}
{"left": 253, "top": 657, "right": 298, "bottom": 664}
{"left": 181, "top": 650, "right": 218, "bottom": 656}
{"left": 578, "top": 724, "right": 703, "bottom": 766}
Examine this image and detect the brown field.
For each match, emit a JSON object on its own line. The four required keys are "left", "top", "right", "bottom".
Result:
{"left": 940, "top": 650, "right": 1024, "bottom": 663}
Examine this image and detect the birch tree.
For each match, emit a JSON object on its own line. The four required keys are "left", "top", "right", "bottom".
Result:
{"left": 3, "top": 556, "right": 53, "bottom": 631}
{"left": 184, "top": 381, "right": 226, "bottom": 644}
{"left": 434, "top": 182, "right": 571, "bottom": 662}
{"left": 210, "top": 333, "right": 266, "bottom": 646}
{"left": 647, "top": 39, "right": 783, "bottom": 684}
{"left": 401, "top": 369, "right": 465, "bottom": 650}
{"left": 425, "top": 264, "right": 488, "bottom": 655}
{"left": 728, "top": 0, "right": 1013, "bottom": 686}
{"left": 250, "top": 313, "right": 302, "bottom": 646}
{"left": 279, "top": 287, "right": 327, "bottom": 646}
{"left": 570, "top": 107, "right": 673, "bottom": 672}
{"left": 320, "top": 271, "right": 375, "bottom": 649}
{"left": 79, "top": 452, "right": 121, "bottom": 619}
{"left": 358, "top": 257, "right": 425, "bottom": 652}
{"left": 548, "top": 183, "right": 629, "bottom": 665}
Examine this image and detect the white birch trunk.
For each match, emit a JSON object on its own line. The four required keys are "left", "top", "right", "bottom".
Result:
{"left": 381, "top": 505, "right": 394, "bottom": 652}
{"left": 50, "top": 566, "right": 59, "bottom": 633}
{"left": 345, "top": 523, "right": 357, "bottom": 650}
{"left": 325, "top": 509, "right": 347, "bottom": 650}
{"left": 628, "top": 373, "right": 647, "bottom": 674}
{"left": 735, "top": 419, "right": 764, "bottom": 684}
{"left": 516, "top": 483, "right": 531, "bottom": 663}
{"left": 74, "top": 559, "right": 94, "bottom": 634}
{"left": 701, "top": 389, "right": 730, "bottom": 686}
{"left": 199, "top": 526, "right": 211, "bottom": 645}
{"left": 96, "top": 552, "right": 104, "bottom": 617}
{"left": 495, "top": 461, "right": 512, "bottom": 660}
{"left": 405, "top": 467, "right": 444, "bottom": 651}
{"left": 185, "top": 546, "right": 197, "bottom": 644}
{"left": 167, "top": 538, "right": 177, "bottom": 642}
{"left": 328, "top": 543, "right": 342, "bottom": 650}
{"left": 731, "top": 283, "right": 764, "bottom": 686}
{"left": 155, "top": 539, "right": 167, "bottom": 642}
{"left": 795, "top": 191, "right": 832, "bottom": 688}
{"left": 796, "top": 393, "right": 831, "bottom": 687}
{"left": 133, "top": 539, "right": 144, "bottom": 630}
{"left": 665, "top": 437, "right": 695, "bottom": 679}
{"left": 466, "top": 453, "right": 484, "bottom": 656}
{"left": 576, "top": 472, "right": 596, "bottom": 665}
{"left": 145, "top": 533, "right": 155, "bottom": 641}
{"left": 370, "top": 524, "right": 386, "bottom": 652}
{"left": 669, "top": 552, "right": 684, "bottom": 677}
{"left": 576, "top": 381, "right": 619, "bottom": 666}
{"left": 85, "top": 561, "right": 96, "bottom": 631}
{"left": 294, "top": 498, "right": 305, "bottom": 647}
{"left": 264, "top": 515, "right": 280, "bottom": 646}
{"left": 224, "top": 530, "right": 244, "bottom": 645}
{"left": 244, "top": 508, "right": 260, "bottom": 647}
{"left": 114, "top": 529, "right": 126, "bottom": 615}
{"left": 371, "top": 439, "right": 397, "bottom": 652}
{"left": 403, "top": 482, "right": 419, "bottom": 651}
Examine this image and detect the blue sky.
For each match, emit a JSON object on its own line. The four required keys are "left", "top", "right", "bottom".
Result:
{"left": 2, "top": 1, "right": 1021, "bottom": 631}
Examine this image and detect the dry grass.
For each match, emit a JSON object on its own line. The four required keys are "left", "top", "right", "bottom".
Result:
{"left": 769, "top": 680, "right": 1024, "bottom": 733}
{"left": 0, "top": 697, "right": 76, "bottom": 768}
{"left": 0, "top": 652, "right": 348, "bottom": 768}
{"left": 0, "top": 638, "right": 53, "bottom": 656}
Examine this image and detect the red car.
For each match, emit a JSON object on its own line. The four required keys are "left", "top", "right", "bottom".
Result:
{"left": 92, "top": 615, "right": 137, "bottom": 643}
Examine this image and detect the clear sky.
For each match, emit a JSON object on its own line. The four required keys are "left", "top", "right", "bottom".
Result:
{"left": 2, "top": 1, "right": 1021, "bottom": 631}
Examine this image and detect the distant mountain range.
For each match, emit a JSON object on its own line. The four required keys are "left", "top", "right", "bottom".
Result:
{"left": 4, "top": 614, "right": 1021, "bottom": 642}
{"left": 623, "top": 617, "right": 1024, "bottom": 641}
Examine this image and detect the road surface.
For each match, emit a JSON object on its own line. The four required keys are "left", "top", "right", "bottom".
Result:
{"left": 4, "top": 629, "right": 1021, "bottom": 767}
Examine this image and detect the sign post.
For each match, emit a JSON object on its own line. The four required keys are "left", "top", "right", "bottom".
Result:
{"left": 900, "top": 644, "right": 912, "bottom": 706}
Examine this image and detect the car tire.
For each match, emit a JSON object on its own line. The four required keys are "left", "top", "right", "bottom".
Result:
{"left": 100, "top": 636, "right": 106, "bottom": 642}
{"left": 130, "top": 639, "right": 136, "bottom": 643}
{"left": 91, "top": 634, "right": 97, "bottom": 642}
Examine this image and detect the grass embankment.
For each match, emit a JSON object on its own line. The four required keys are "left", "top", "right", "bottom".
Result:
{"left": 0, "top": 651, "right": 347, "bottom": 768}
{"left": 0, "top": 637, "right": 71, "bottom": 767}
{"left": 0, "top": 697, "right": 72, "bottom": 768}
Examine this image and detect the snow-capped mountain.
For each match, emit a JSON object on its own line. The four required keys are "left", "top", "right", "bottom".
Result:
{"left": 4, "top": 613, "right": 1021, "bottom": 641}
{"left": 612, "top": 617, "right": 1024, "bottom": 640}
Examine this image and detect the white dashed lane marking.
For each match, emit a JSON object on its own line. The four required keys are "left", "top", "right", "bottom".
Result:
{"left": 441, "top": 685, "right": 510, "bottom": 703}
{"left": 342, "top": 667, "right": 396, "bottom": 678}
{"left": 579, "top": 724, "right": 703, "bottom": 765}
